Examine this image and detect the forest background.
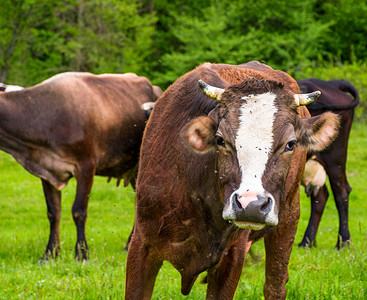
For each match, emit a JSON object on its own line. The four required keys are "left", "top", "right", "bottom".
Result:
{"left": 1, "top": 0, "right": 367, "bottom": 120}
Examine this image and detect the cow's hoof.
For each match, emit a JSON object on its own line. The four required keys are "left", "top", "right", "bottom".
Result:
{"left": 298, "top": 237, "right": 316, "bottom": 249}
{"left": 37, "top": 256, "right": 50, "bottom": 265}
{"left": 336, "top": 239, "right": 351, "bottom": 250}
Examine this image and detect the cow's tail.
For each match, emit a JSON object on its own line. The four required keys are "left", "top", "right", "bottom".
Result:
{"left": 336, "top": 80, "right": 360, "bottom": 110}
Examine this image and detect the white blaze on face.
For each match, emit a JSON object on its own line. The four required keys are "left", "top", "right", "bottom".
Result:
{"left": 235, "top": 92, "right": 278, "bottom": 195}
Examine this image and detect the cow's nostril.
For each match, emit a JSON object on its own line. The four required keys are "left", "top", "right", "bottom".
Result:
{"left": 260, "top": 197, "right": 273, "bottom": 213}
{"left": 233, "top": 193, "right": 243, "bottom": 209}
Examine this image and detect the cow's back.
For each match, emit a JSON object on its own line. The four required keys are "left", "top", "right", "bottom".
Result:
{"left": 297, "top": 79, "right": 357, "bottom": 109}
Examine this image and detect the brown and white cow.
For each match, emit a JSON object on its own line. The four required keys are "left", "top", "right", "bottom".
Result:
{"left": 0, "top": 72, "right": 162, "bottom": 261}
{"left": 297, "top": 79, "right": 359, "bottom": 249}
{"left": 125, "top": 62, "right": 340, "bottom": 299}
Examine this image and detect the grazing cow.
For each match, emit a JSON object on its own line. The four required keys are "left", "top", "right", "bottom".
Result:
{"left": 125, "top": 62, "right": 339, "bottom": 299}
{"left": 297, "top": 79, "right": 359, "bottom": 249}
{"left": 0, "top": 72, "right": 162, "bottom": 261}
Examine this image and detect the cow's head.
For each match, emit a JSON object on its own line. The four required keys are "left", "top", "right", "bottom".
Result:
{"left": 183, "top": 78, "right": 339, "bottom": 230}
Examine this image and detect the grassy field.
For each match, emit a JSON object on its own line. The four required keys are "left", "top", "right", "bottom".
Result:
{"left": 0, "top": 121, "right": 366, "bottom": 299}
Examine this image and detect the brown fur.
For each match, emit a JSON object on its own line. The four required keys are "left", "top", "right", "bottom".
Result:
{"left": 0, "top": 72, "right": 161, "bottom": 260}
{"left": 126, "top": 62, "right": 338, "bottom": 299}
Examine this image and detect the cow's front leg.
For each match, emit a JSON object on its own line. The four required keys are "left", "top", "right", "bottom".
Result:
{"left": 39, "top": 179, "right": 62, "bottom": 262}
{"left": 72, "top": 161, "right": 95, "bottom": 260}
{"left": 263, "top": 201, "right": 299, "bottom": 299}
{"left": 123, "top": 225, "right": 134, "bottom": 252}
{"left": 123, "top": 178, "right": 136, "bottom": 252}
{"left": 125, "top": 228, "right": 162, "bottom": 300}
{"left": 206, "top": 231, "right": 249, "bottom": 300}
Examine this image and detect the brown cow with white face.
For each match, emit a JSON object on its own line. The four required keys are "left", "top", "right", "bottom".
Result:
{"left": 0, "top": 72, "right": 162, "bottom": 261}
{"left": 125, "top": 62, "right": 339, "bottom": 299}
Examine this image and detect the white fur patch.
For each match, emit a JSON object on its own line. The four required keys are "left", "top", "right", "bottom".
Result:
{"left": 4, "top": 85, "right": 24, "bottom": 92}
{"left": 235, "top": 92, "right": 278, "bottom": 195}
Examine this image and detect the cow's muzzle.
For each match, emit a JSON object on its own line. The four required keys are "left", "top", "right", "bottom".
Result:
{"left": 222, "top": 192, "right": 278, "bottom": 230}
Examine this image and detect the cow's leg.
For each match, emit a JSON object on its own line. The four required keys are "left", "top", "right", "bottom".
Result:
{"left": 298, "top": 185, "right": 329, "bottom": 248}
{"left": 264, "top": 227, "right": 297, "bottom": 299}
{"left": 72, "top": 161, "right": 95, "bottom": 260}
{"left": 263, "top": 197, "right": 299, "bottom": 299}
{"left": 328, "top": 166, "right": 351, "bottom": 249}
{"left": 125, "top": 230, "right": 162, "bottom": 300}
{"left": 123, "top": 178, "right": 136, "bottom": 252}
{"left": 123, "top": 225, "right": 134, "bottom": 252}
{"left": 322, "top": 111, "right": 352, "bottom": 248}
{"left": 40, "top": 179, "right": 62, "bottom": 261}
{"left": 206, "top": 231, "right": 249, "bottom": 300}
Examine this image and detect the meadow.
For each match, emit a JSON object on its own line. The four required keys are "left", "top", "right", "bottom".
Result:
{"left": 0, "top": 121, "right": 366, "bottom": 299}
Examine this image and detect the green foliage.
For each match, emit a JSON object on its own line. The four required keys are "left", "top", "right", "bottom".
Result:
{"left": 1, "top": 0, "right": 156, "bottom": 86}
{"left": 1, "top": 0, "right": 367, "bottom": 89}
{"left": 318, "top": 0, "right": 367, "bottom": 62}
{"left": 154, "top": 0, "right": 332, "bottom": 88}
{"left": 153, "top": 3, "right": 248, "bottom": 86}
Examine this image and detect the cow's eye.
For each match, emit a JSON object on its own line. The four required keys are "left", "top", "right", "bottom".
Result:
{"left": 215, "top": 136, "right": 226, "bottom": 147}
{"left": 285, "top": 140, "right": 298, "bottom": 152}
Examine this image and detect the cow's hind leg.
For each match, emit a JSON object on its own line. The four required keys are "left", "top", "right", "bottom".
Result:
{"left": 323, "top": 110, "right": 352, "bottom": 248}
{"left": 328, "top": 166, "right": 351, "bottom": 249}
{"left": 39, "top": 179, "right": 62, "bottom": 262}
{"left": 299, "top": 184, "right": 329, "bottom": 248}
{"left": 72, "top": 161, "right": 96, "bottom": 260}
{"left": 206, "top": 231, "right": 248, "bottom": 300}
{"left": 125, "top": 230, "right": 162, "bottom": 300}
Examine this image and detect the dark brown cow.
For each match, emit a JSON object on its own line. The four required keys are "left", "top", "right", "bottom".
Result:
{"left": 125, "top": 62, "right": 340, "bottom": 299}
{"left": 297, "top": 79, "right": 359, "bottom": 249}
{"left": 0, "top": 72, "right": 162, "bottom": 261}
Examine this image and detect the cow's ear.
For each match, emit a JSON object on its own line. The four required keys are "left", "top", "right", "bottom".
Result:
{"left": 182, "top": 116, "right": 217, "bottom": 153}
{"left": 298, "top": 112, "right": 340, "bottom": 152}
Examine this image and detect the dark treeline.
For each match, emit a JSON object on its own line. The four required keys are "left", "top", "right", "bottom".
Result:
{"left": 1, "top": 0, "right": 366, "bottom": 89}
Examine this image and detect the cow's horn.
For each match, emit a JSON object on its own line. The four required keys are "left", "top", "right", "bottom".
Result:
{"left": 141, "top": 101, "right": 156, "bottom": 111}
{"left": 198, "top": 80, "right": 224, "bottom": 101}
{"left": 294, "top": 91, "right": 321, "bottom": 106}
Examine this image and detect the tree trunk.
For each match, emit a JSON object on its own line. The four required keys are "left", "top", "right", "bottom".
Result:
{"left": 76, "top": 0, "right": 84, "bottom": 70}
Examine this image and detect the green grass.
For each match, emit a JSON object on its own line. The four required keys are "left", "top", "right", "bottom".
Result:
{"left": 0, "top": 122, "right": 366, "bottom": 299}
